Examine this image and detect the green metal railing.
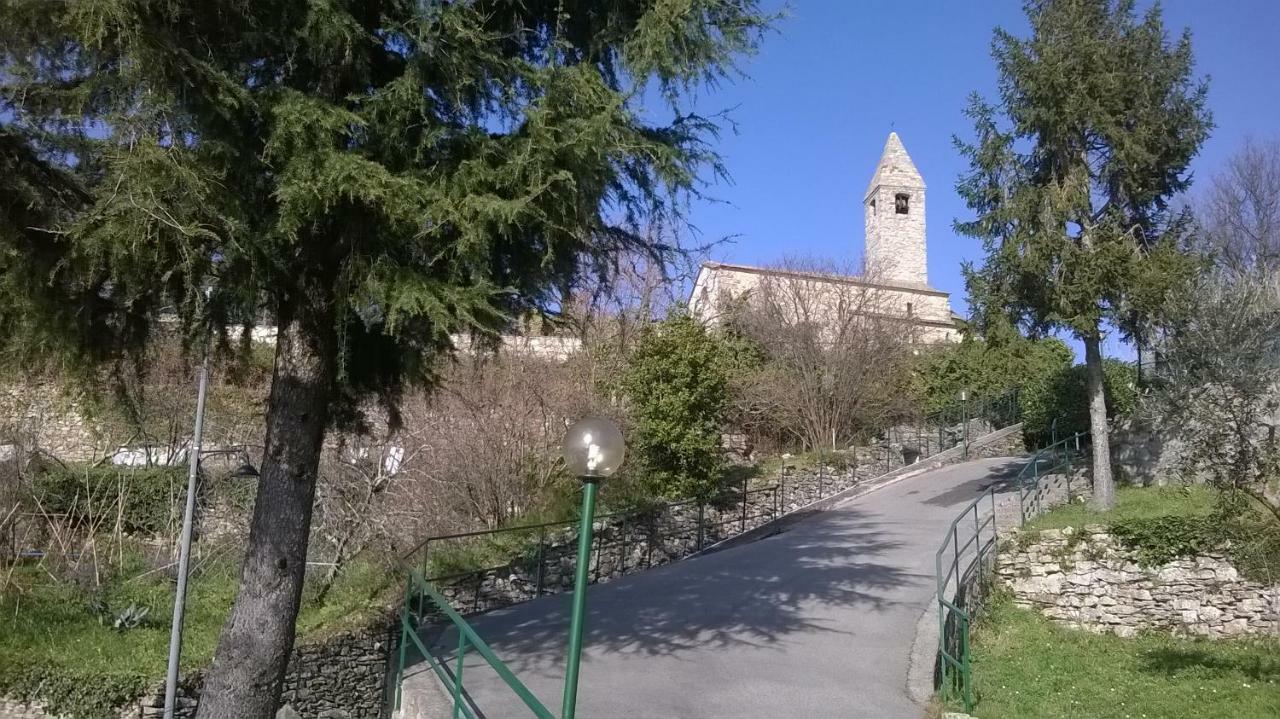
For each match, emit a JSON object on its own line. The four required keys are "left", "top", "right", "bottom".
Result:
{"left": 934, "top": 430, "right": 1089, "bottom": 712}
{"left": 395, "top": 570, "right": 556, "bottom": 718}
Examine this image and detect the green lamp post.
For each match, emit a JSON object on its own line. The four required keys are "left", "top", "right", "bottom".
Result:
{"left": 559, "top": 417, "right": 625, "bottom": 719}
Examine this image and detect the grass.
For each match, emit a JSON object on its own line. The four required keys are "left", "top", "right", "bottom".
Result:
{"left": 0, "top": 549, "right": 398, "bottom": 716}
{"left": 967, "top": 595, "right": 1280, "bottom": 719}
{"left": 1023, "top": 484, "right": 1216, "bottom": 531}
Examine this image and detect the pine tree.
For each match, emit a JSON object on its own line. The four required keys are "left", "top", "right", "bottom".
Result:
{"left": 956, "top": 0, "right": 1210, "bottom": 509}
{"left": 0, "top": 2, "right": 772, "bottom": 715}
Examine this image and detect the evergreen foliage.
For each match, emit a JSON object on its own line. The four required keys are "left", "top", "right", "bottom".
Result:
{"left": 914, "top": 331, "right": 1072, "bottom": 414}
{"left": 623, "top": 313, "right": 731, "bottom": 500}
{"left": 956, "top": 0, "right": 1211, "bottom": 509}
{"left": 1020, "top": 358, "right": 1137, "bottom": 447}
{"left": 1, "top": 2, "right": 773, "bottom": 713}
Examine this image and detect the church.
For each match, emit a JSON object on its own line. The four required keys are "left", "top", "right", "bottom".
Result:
{"left": 687, "top": 133, "right": 960, "bottom": 343}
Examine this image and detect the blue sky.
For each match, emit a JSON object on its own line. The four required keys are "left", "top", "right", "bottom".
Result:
{"left": 682, "top": 0, "right": 1280, "bottom": 359}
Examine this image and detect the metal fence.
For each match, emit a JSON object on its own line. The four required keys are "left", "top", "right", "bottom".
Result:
{"left": 934, "top": 431, "right": 1089, "bottom": 712}
{"left": 396, "top": 571, "right": 556, "bottom": 718}
{"left": 400, "top": 483, "right": 785, "bottom": 616}
{"left": 391, "top": 387, "right": 1026, "bottom": 716}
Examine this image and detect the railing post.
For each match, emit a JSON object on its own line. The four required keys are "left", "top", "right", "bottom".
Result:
{"left": 618, "top": 516, "right": 628, "bottom": 577}
{"left": 535, "top": 527, "right": 547, "bottom": 598}
{"left": 395, "top": 576, "right": 412, "bottom": 712}
{"left": 951, "top": 526, "right": 961, "bottom": 607}
{"left": 590, "top": 521, "right": 603, "bottom": 584}
{"left": 961, "top": 614, "right": 974, "bottom": 713}
{"left": 779, "top": 464, "right": 786, "bottom": 511}
{"left": 973, "top": 507, "right": 981, "bottom": 558}
{"left": 452, "top": 632, "right": 468, "bottom": 718}
{"left": 696, "top": 501, "right": 705, "bottom": 551}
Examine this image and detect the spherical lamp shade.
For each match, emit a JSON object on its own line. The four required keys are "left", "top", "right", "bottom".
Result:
{"left": 561, "top": 417, "right": 625, "bottom": 479}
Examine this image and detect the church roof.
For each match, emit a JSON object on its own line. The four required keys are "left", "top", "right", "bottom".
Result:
{"left": 697, "top": 261, "right": 948, "bottom": 298}
{"left": 864, "top": 132, "right": 924, "bottom": 199}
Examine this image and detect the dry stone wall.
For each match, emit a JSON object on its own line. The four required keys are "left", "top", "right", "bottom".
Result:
{"left": 997, "top": 527, "right": 1280, "bottom": 638}
{"left": 0, "top": 619, "right": 394, "bottom": 719}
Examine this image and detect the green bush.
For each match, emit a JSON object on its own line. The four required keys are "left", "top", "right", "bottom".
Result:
{"left": 914, "top": 334, "right": 1072, "bottom": 413}
{"left": 1020, "top": 358, "right": 1137, "bottom": 447}
{"left": 623, "top": 313, "right": 733, "bottom": 501}
{"left": 1108, "top": 514, "right": 1220, "bottom": 566}
{"left": 28, "top": 464, "right": 185, "bottom": 534}
{"left": 0, "top": 665, "right": 148, "bottom": 719}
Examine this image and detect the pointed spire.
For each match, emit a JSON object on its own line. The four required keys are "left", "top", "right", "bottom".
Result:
{"left": 864, "top": 132, "right": 924, "bottom": 199}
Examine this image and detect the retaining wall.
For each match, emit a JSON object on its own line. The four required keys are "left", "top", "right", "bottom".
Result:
{"left": 997, "top": 527, "right": 1280, "bottom": 638}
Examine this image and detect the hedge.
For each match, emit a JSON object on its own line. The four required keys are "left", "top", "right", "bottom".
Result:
{"left": 27, "top": 464, "right": 186, "bottom": 535}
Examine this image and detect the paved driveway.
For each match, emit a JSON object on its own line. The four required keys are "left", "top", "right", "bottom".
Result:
{"left": 401, "top": 456, "right": 1025, "bottom": 718}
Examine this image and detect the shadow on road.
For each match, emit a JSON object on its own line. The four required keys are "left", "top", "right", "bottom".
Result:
{"left": 919, "top": 459, "right": 1026, "bottom": 508}
{"left": 413, "top": 505, "right": 915, "bottom": 674}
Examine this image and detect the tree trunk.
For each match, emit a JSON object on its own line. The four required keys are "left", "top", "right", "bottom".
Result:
{"left": 196, "top": 311, "right": 334, "bottom": 719}
{"left": 1083, "top": 329, "right": 1115, "bottom": 510}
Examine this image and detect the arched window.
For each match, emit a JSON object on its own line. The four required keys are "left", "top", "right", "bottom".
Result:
{"left": 895, "top": 193, "right": 910, "bottom": 215}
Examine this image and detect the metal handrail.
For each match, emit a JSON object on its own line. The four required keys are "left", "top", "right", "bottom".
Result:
{"left": 396, "top": 571, "right": 556, "bottom": 718}
{"left": 933, "top": 430, "right": 1088, "bottom": 712}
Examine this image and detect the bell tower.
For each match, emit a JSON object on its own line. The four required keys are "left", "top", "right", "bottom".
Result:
{"left": 864, "top": 132, "right": 927, "bottom": 285}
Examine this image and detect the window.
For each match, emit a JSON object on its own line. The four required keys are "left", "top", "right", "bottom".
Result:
{"left": 869, "top": 198, "right": 876, "bottom": 215}
{"left": 895, "top": 193, "right": 910, "bottom": 214}
{"left": 906, "top": 302, "right": 914, "bottom": 317}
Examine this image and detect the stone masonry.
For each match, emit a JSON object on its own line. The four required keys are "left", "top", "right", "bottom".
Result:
{"left": 864, "top": 131, "right": 928, "bottom": 287}
{"left": 997, "top": 527, "right": 1280, "bottom": 638}
{"left": 686, "top": 133, "right": 956, "bottom": 343}
{"left": 0, "top": 618, "right": 394, "bottom": 719}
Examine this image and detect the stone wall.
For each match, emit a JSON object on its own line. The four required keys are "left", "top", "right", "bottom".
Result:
{"left": 278, "top": 620, "right": 395, "bottom": 719}
{"left": 997, "top": 527, "right": 1280, "bottom": 638}
{"left": 0, "top": 382, "right": 103, "bottom": 462}
{"left": 0, "top": 619, "right": 394, "bottom": 719}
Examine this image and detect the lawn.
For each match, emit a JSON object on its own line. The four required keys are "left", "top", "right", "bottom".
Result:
{"left": 965, "top": 483, "right": 1280, "bottom": 718}
{"left": 967, "top": 596, "right": 1280, "bottom": 719}
{"left": 1022, "top": 484, "right": 1216, "bottom": 532}
{"left": 0, "top": 552, "right": 397, "bottom": 718}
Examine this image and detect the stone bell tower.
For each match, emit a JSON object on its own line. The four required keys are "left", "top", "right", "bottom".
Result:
{"left": 864, "top": 132, "right": 927, "bottom": 286}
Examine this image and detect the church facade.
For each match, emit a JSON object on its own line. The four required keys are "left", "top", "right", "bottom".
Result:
{"left": 687, "top": 133, "right": 959, "bottom": 343}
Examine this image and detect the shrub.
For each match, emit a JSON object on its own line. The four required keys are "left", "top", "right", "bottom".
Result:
{"left": 1020, "top": 359, "right": 1137, "bottom": 446}
{"left": 27, "top": 464, "right": 185, "bottom": 535}
{"left": 623, "top": 313, "right": 732, "bottom": 500}
{"left": 1108, "top": 514, "right": 1220, "bottom": 566}
{"left": 914, "top": 333, "right": 1073, "bottom": 414}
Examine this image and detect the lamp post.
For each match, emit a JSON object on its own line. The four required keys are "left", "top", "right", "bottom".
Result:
{"left": 559, "top": 417, "right": 625, "bottom": 719}
{"left": 960, "top": 389, "right": 970, "bottom": 460}
{"left": 163, "top": 349, "right": 259, "bottom": 719}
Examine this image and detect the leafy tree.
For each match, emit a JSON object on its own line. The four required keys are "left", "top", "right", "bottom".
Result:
{"left": 623, "top": 313, "right": 731, "bottom": 500}
{"left": 956, "top": 0, "right": 1210, "bottom": 509}
{"left": 0, "top": 2, "right": 771, "bottom": 715}
{"left": 1020, "top": 358, "right": 1137, "bottom": 447}
{"left": 1150, "top": 269, "right": 1280, "bottom": 578}
{"left": 914, "top": 327, "right": 1073, "bottom": 414}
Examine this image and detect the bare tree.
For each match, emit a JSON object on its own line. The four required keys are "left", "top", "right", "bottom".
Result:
{"left": 724, "top": 258, "right": 919, "bottom": 452}
{"left": 386, "top": 349, "right": 602, "bottom": 540}
{"left": 1154, "top": 269, "right": 1280, "bottom": 520}
{"left": 1202, "top": 137, "right": 1280, "bottom": 273}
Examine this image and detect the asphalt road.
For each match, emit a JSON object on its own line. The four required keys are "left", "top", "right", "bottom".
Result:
{"left": 400, "top": 456, "right": 1026, "bottom": 719}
